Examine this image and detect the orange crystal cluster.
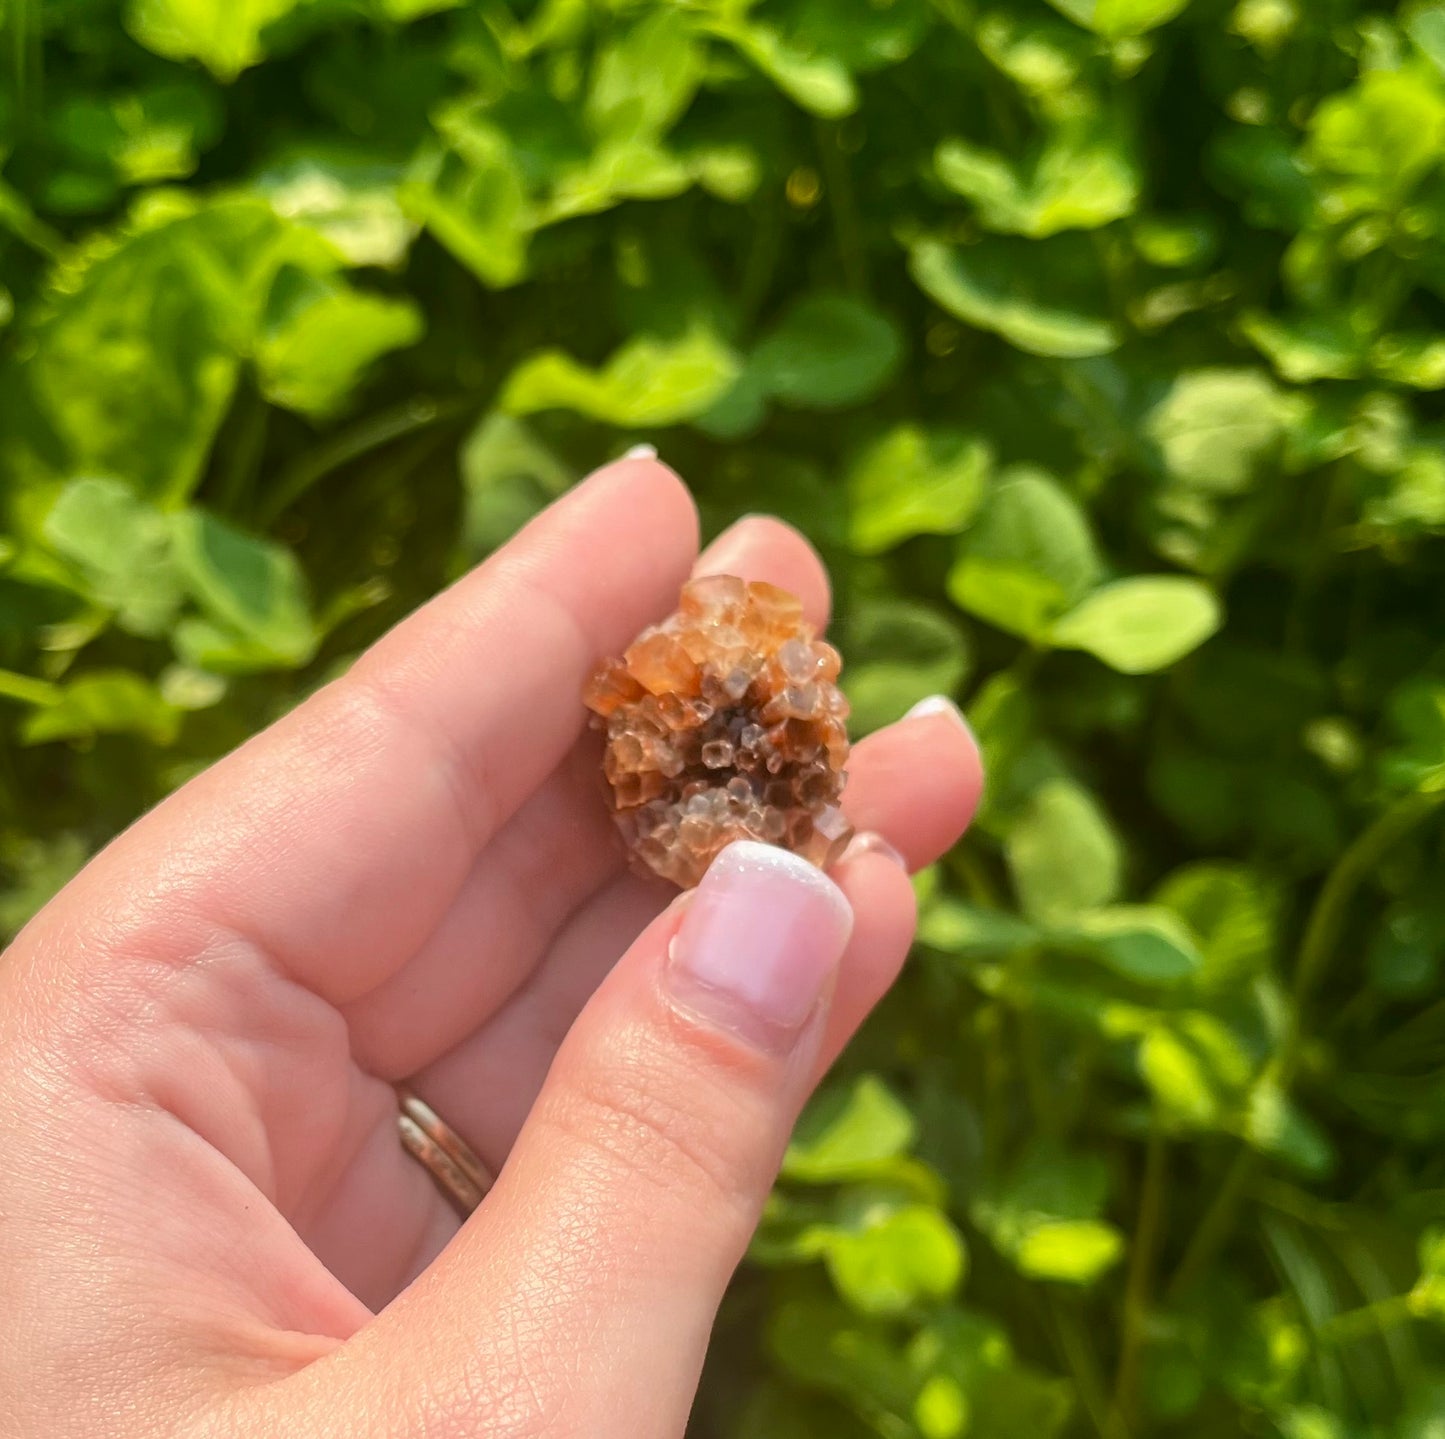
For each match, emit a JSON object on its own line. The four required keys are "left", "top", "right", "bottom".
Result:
{"left": 583, "top": 575, "right": 853, "bottom": 888}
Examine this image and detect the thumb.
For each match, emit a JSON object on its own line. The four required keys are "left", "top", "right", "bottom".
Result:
{"left": 286, "top": 839, "right": 912, "bottom": 1439}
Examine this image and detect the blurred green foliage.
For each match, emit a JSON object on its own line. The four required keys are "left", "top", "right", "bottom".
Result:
{"left": 4, "top": 0, "right": 1445, "bottom": 1435}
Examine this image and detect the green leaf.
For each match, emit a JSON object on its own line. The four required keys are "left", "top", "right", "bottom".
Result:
{"left": 847, "top": 426, "right": 989, "bottom": 555}
{"left": 974, "top": 11, "right": 1092, "bottom": 101}
{"left": 1015, "top": 1221, "right": 1125, "bottom": 1283}
{"left": 127, "top": 0, "right": 305, "bottom": 81}
{"left": 781, "top": 0, "right": 932, "bottom": 74}
{"left": 0, "top": 198, "right": 292, "bottom": 514}
{"left": 0, "top": 834, "right": 89, "bottom": 940}
{"left": 972, "top": 1141, "right": 1124, "bottom": 1285}
{"left": 169, "top": 511, "right": 316, "bottom": 670}
{"left": 1138, "top": 1012, "right": 1253, "bottom": 1126}
{"left": 1410, "top": 1227, "right": 1445, "bottom": 1319}
{"left": 1057, "top": 905, "right": 1202, "bottom": 983}
{"left": 21, "top": 671, "right": 181, "bottom": 746}
{"left": 918, "top": 896, "right": 1039, "bottom": 956}
{"left": 586, "top": 10, "right": 703, "bottom": 142}
{"left": 915, "top": 1310, "right": 1074, "bottom": 1439}
{"left": 752, "top": 295, "right": 903, "bottom": 410}
{"left": 1045, "top": 0, "right": 1192, "bottom": 38}
{"left": 404, "top": 132, "right": 531, "bottom": 289}
{"left": 1006, "top": 778, "right": 1122, "bottom": 925}
{"left": 724, "top": 24, "right": 858, "bottom": 118}
{"left": 255, "top": 150, "right": 415, "bottom": 269}
{"left": 841, "top": 598, "right": 971, "bottom": 734}
{"left": 947, "top": 469, "right": 1101, "bottom": 640}
{"left": 935, "top": 120, "right": 1140, "bottom": 237}
{"left": 1307, "top": 67, "right": 1445, "bottom": 198}
{"left": 458, "top": 412, "right": 573, "bottom": 561}
{"left": 43, "top": 478, "right": 183, "bottom": 636}
{"left": 256, "top": 271, "right": 424, "bottom": 418}
{"left": 1147, "top": 368, "right": 1288, "bottom": 492}
{"left": 1152, "top": 862, "right": 1277, "bottom": 990}
{"left": 785, "top": 1076, "right": 917, "bottom": 1183}
{"left": 1049, "top": 576, "right": 1222, "bottom": 674}
{"left": 910, "top": 237, "right": 1120, "bottom": 358}
{"left": 48, "top": 81, "right": 223, "bottom": 195}
{"left": 1239, "top": 312, "right": 1366, "bottom": 384}
{"left": 1372, "top": 332, "right": 1445, "bottom": 389}
{"left": 825, "top": 1203, "right": 966, "bottom": 1316}
{"left": 1409, "top": 5, "right": 1445, "bottom": 77}
{"left": 501, "top": 329, "right": 741, "bottom": 426}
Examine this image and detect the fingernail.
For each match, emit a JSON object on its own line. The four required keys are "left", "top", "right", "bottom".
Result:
{"left": 905, "top": 693, "right": 975, "bottom": 742}
{"left": 623, "top": 442, "right": 658, "bottom": 460}
{"left": 665, "top": 840, "right": 853, "bottom": 1052}
{"left": 696, "top": 513, "right": 765, "bottom": 572}
{"left": 839, "top": 830, "right": 908, "bottom": 871}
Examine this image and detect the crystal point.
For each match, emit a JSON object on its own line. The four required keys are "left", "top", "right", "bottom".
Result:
{"left": 583, "top": 576, "right": 854, "bottom": 888}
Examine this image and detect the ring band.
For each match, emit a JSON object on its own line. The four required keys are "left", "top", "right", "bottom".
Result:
{"left": 396, "top": 1084, "right": 494, "bottom": 1217}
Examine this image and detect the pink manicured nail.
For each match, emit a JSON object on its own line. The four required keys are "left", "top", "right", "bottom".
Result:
{"left": 839, "top": 830, "right": 908, "bottom": 871}
{"left": 904, "top": 693, "right": 973, "bottom": 735}
{"left": 665, "top": 841, "right": 853, "bottom": 1051}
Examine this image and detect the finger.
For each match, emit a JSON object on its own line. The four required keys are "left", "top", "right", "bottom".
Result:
{"left": 415, "top": 697, "right": 982, "bottom": 1168}
{"left": 340, "top": 514, "right": 833, "bottom": 1077}
{"left": 280, "top": 842, "right": 914, "bottom": 1439}
{"left": 843, "top": 694, "right": 983, "bottom": 870}
{"left": 694, "top": 513, "right": 831, "bottom": 630}
{"left": 32, "top": 458, "right": 698, "bottom": 1006}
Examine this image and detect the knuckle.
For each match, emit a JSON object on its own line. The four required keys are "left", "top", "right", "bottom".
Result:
{"left": 327, "top": 670, "right": 495, "bottom": 851}
{"left": 544, "top": 1041, "right": 766, "bottom": 1233}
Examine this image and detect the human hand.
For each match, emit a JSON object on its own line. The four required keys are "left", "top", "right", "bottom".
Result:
{"left": 0, "top": 459, "right": 982, "bottom": 1438}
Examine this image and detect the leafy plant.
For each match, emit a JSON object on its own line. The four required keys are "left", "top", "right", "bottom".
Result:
{"left": 4, "top": 1, "right": 1445, "bottom": 1435}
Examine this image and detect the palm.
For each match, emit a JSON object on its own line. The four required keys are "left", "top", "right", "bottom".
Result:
{"left": 3, "top": 466, "right": 978, "bottom": 1384}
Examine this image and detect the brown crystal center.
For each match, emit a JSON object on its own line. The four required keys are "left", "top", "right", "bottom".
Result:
{"left": 583, "top": 575, "right": 853, "bottom": 888}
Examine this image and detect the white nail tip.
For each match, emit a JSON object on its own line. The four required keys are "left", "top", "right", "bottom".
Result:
{"left": 623, "top": 443, "right": 659, "bottom": 460}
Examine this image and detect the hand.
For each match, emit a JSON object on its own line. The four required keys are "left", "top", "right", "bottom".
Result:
{"left": 0, "top": 459, "right": 981, "bottom": 1438}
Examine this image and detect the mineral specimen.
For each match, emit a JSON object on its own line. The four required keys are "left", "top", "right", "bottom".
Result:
{"left": 583, "top": 575, "right": 853, "bottom": 888}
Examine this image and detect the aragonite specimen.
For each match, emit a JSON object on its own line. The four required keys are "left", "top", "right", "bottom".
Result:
{"left": 583, "top": 575, "right": 853, "bottom": 888}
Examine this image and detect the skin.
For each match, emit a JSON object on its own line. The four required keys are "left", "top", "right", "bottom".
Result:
{"left": 0, "top": 459, "right": 982, "bottom": 1439}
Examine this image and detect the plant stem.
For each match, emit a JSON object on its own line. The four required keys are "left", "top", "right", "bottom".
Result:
{"left": 815, "top": 119, "right": 868, "bottom": 297}
{"left": 1047, "top": 1296, "right": 1117, "bottom": 1439}
{"left": 1109, "top": 1125, "right": 1168, "bottom": 1437}
{"left": 1318, "top": 1293, "right": 1416, "bottom": 1346}
{"left": 1291, "top": 790, "right": 1445, "bottom": 1016}
{"left": 213, "top": 388, "right": 270, "bottom": 520}
{"left": 258, "top": 395, "right": 472, "bottom": 526}
{"left": 1165, "top": 1145, "right": 1255, "bottom": 1301}
{"left": 737, "top": 191, "right": 783, "bottom": 331}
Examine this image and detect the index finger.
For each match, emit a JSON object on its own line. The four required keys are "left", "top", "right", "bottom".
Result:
{"left": 27, "top": 458, "right": 699, "bottom": 1006}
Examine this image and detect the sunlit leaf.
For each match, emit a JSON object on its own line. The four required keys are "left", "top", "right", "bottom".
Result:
{"left": 501, "top": 329, "right": 740, "bottom": 426}
{"left": 127, "top": 0, "right": 305, "bottom": 81}
{"left": 256, "top": 271, "right": 423, "bottom": 418}
{"left": 842, "top": 599, "right": 970, "bottom": 733}
{"left": 1049, "top": 576, "right": 1222, "bottom": 674}
{"left": 973, "top": 1140, "right": 1124, "bottom": 1285}
{"left": 21, "top": 671, "right": 181, "bottom": 746}
{"left": 1045, "top": 0, "right": 1192, "bottom": 38}
{"left": 947, "top": 469, "right": 1101, "bottom": 640}
{"left": 785, "top": 1076, "right": 917, "bottom": 1183}
{"left": 586, "top": 10, "right": 703, "bottom": 142}
{"left": 935, "top": 120, "right": 1140, "bottom": 237}
{"left": 752, "top": 295, "right": 903, "bottom": 410}
{"left": 910, "top": 237, "right": 1120, "bottom": 358}
{"left": 1147, "top": 368, "right": 1288, "bottom": 492}
{"left": 43, "top": 478, "right": 182, "bottom": 636}
{"left": 1006, "top": 778, "right": 1122, "bottom": 924}
{"left": 824, "top": 1202, "right": 966, "bottom": 1315}
{"left": 847, "top": 426, "right": 990, "bottom": 555}
{"left": 169, "top": 511, "right": 316, "bottom": 670}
